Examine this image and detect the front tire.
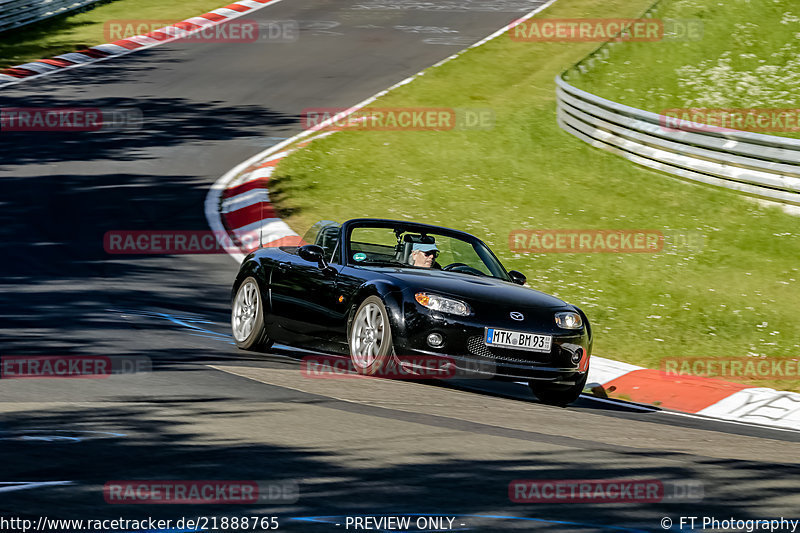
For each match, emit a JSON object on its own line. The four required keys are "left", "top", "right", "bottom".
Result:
{"left": 349, "top": 296, "right": 394, "bottom": 375}
{"left": 529, "top": 372, "right": 588, "bottom": 406}
{"left": 231, "top": 276, "right": 273, "bottom": 351}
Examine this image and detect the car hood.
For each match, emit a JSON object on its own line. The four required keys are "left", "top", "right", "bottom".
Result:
{"left": 378, "top": 268, "right": 568, "bottom": 308}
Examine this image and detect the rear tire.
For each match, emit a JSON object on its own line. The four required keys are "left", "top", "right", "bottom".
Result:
{"left": 231, "top": 276, "right": 273, "bottom": 352}
{"left": 349, "top": 296, "right": 394, "bottom": 375}
{"left": 529, "top": 372, "right": 588, "bottom": 406}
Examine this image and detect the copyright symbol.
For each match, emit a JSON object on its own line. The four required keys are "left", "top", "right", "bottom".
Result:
{"left": 661, "top": 517, "right": 672, "bottom": 529}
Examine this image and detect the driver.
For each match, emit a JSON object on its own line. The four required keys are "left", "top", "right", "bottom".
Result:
{"left": 410, "top": 242, "right": 439, "bottom": 269}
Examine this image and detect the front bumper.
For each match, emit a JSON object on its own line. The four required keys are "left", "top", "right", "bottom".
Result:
{"left": 391, "top": 302, "right": 591, "bottom": 383}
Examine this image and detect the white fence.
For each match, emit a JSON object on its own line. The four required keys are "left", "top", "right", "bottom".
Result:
{"left": 556, "top": 74, "right": 800, "bottom": 206}
{"left": 0, "top": 0, "right": 105, "bottom": 33}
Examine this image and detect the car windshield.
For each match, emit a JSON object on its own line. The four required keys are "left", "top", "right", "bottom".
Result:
{"left": 346, "top": 224, "right": 509, "bottom": 280}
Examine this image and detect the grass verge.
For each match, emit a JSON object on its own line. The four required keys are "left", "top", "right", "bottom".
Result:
{"left": 273, "top": 0, "right": 800, "bottom": 391}
{"left": 0, "top": 0, "right": 233, "bottom": 69}
{"left": 564, "top": 0, "right": 800, "bottom": 138}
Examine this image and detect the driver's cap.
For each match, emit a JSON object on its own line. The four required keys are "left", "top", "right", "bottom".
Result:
{"left": 412, "top": 243, "right": 438, "bottom": 252}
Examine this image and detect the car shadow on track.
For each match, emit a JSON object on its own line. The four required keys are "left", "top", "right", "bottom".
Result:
{"left": 231, "top": 347, "right": 800, "bottom": 443}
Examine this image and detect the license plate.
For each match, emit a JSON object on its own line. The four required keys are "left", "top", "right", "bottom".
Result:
{"left": 485, "top": 327, "right": 552, "bottom": 353}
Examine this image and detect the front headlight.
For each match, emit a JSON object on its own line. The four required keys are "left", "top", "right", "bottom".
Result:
{"left": 555, "top": 311, "right": 583, "bottom": 329}
{"left": 415, "top": 292, "right": 471, "bottom": 316}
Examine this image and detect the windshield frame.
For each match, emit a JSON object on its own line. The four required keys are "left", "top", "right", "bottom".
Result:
{"left": 341, "top": 219, "right": 511, "bottom": 282}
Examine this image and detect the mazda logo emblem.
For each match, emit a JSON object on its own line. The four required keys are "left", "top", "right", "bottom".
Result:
{"left": 510, "top": 312, "right": 524, "bottom": 321}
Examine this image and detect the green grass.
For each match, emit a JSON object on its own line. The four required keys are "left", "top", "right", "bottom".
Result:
{"left": 0, "top": 0, "right": 233, "bottom": 69}
{"left": 564, "top": 0, "right": 800, "bottom": 138}
{"left": 274, "top": 0, "right": 800, "bottom": 391}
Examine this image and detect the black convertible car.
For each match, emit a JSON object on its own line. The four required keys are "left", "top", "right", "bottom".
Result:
{"left": 231, "top": 218, "right": 592, "bottom": 405}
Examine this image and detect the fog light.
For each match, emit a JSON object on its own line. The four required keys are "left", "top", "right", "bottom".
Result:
{"left": 427, "top": 333, "right": 444, "bottom": 348}
{"left": 571, "top": 348, "right": 584, "bottom": 365}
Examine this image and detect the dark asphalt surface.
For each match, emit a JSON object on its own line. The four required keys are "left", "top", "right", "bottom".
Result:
{"left": 1, "top": 0, "right": 799, "bottom": 531}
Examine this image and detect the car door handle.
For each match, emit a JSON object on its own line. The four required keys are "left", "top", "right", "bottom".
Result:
{"left": 277, "top": 262, "right": 290, "bottom": 272}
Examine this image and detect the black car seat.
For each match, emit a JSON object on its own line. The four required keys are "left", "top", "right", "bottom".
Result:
{"left": 395, "top": 234, "right": 437, "bottom": 265}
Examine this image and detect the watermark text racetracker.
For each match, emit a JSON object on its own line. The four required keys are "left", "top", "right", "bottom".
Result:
{"left": 0, "top": 108, "right": 142, "bottom": 132}
{"left": 509, "top": 229, "right": 705, "bottom": 253}
{"left": 104, "top": 480, "right": 298, "bottom": 504}
{"left": 662, "top": 357, "right": 800, "bottom": 382}
{"left": 661, "top": 108, "right": 800, "bottom": 133}
{"left": 302, "top": 107, "right": 494, "bottom": 131}
{"left": 510, "top": 479, "right": 703, "bottom": 503}
{"left": 301, "top": 354, "right": 496, "bottom": 380}
{"left": 508, "top": 18, "right": 703, "bottom": 42}
{"left": 1, "top": 355, "right": 151, "bottom": 379}
{"left": 104, "top": 230, "right": 258, "bottom": 254}
{"left": 104, "top": 19, "right": 298, "bottom": 43}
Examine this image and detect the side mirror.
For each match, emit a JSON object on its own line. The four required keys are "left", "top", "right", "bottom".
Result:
{"left": 298, "top": 244, "right": 337, "bottom": 275}
{"left": 298, "top": 244, "right": 325, "bottom": 265}
{"left": 508, "top": 270, "right": 526, "bottom": 285}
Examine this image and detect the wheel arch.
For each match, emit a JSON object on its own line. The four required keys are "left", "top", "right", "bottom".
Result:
{"left": 346, "top": 281, "right": 406, "bottom": 340}
{"left": 232, "top": 255, "right": 272, "bottom": 312}
{"left": 572, "top": 304, "right": 593, "bottom": 356}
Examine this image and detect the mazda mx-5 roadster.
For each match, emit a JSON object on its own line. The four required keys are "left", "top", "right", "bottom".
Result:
{"left": 231, "top": 218, "right": 592, "bottom": 405}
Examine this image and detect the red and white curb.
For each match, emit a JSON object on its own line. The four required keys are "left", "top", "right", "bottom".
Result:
{"left": 0, "top": 0, "right": 286, "bottom": 89}
{"left": 204, "top": 0, "right": 799, "bottom": 432}
{"left": 587, "top": 356, "right": 800, "bottom": 430}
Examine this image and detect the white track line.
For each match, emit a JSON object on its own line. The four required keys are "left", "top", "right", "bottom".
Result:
{"left": 0, "top": 481, "right": 74, "bottom": 493}
{"left": 579, "top": 394, "right": 657, "bottom": 412}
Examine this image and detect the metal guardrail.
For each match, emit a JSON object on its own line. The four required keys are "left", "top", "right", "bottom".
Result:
{"left": 556, "top": 74, "right": 800, "bottom": 206}
{"left": 0, "top": 0, "right": 106, "bottom": 34}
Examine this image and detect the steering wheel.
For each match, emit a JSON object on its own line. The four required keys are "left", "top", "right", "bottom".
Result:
{"left": 442, "top": 263, "right": 486, "bottom": 276}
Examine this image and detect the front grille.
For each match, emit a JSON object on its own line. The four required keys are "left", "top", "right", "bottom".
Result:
{"left": 466, "top": 336, "right": 552, "bottom": 365}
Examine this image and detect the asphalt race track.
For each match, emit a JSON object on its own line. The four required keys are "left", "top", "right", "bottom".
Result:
{"left": 1, "top": 0, "right": 799, "bottom": 531}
